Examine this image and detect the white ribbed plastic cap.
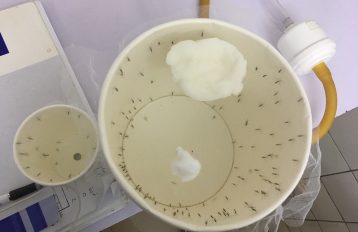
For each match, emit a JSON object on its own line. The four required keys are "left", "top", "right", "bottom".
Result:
{"left": 277, "top": 21, "right": 336, "bottom": 75}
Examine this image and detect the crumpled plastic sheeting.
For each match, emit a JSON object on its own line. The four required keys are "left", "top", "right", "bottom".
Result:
{"left": 235, "top": 143, "right": 321, "bottom": 232}
{"left": 57, "top": 1, "right": 199, "bottom": 114}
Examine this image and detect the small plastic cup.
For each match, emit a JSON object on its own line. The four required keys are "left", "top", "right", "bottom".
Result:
{"left": 13, "top": 104, "right": 98, "bottom": 186}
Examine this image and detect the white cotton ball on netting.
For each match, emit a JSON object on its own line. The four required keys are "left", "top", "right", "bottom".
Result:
{"left": 166, "top": 38, "right": 247, "bottom": 101}
{"left": 171, "top": 146, "right": 201, "bottom": 182}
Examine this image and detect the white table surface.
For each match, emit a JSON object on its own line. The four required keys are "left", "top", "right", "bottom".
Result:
{"left": 1, "top": 0, "right": 358, "bottom": 230}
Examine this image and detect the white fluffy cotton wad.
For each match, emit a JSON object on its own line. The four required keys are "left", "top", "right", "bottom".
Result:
{"left": 171, "top": 147, "right": 201, "bottom": 182}
{"left": 166, "top": 38, "right": 247, "bottom": 101}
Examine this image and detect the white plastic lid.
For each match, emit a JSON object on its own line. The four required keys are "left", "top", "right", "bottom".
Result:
{"left": 277, "top": 21, "right": 336, "bottom": 75}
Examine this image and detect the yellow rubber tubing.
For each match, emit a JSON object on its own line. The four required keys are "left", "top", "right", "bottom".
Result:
{"left": 197, "top": 1, "right": 336, "bottom": 144}
{"left": 199, "top": 0, "right": 210, "bottom": 18}
{"left": 312, "top": 62, "right": 337, "bottom": 144}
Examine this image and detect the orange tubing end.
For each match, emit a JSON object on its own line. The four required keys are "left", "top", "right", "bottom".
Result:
{"left": 199, "top": 0, "right": 210, "bottom": 18}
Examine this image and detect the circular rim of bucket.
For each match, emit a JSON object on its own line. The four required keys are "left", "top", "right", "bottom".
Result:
{"left": 99, "top": 18, "right": 312, "bottom": 231}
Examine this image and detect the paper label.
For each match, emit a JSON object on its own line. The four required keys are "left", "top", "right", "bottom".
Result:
{"left": 0, "top": 2, "right": 57, "bottom": 76}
